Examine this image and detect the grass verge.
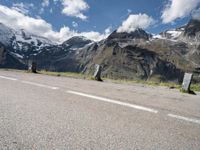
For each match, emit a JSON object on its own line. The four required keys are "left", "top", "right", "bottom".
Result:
{"left": 1, "top": 68, "right": 200, "bottom": 92}
{"left": 37, "top": 70, "right": 97, "bottom": 81}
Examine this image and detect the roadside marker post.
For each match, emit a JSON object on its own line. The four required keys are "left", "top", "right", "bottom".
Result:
{"left": 28, "top": 61, "right": 37, "bottom": 73}
{"left": 93, "top": 64, "right": 103, "bottom": 81}
{"left": 181, "top": 73, "right": 193, "bottom": 93}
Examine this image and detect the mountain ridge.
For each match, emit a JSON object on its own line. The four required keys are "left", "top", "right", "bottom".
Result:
{"left": 0, "top": 19, "right": 199, "bottom": 83}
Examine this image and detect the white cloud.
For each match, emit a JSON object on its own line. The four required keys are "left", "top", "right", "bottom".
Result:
{"left": 78, "top": 31, "right": 109, "bottom": 41}
{"left": 53, "top": 0, "right": 59, "bottom": 5}
{"left": 0, "top": 5, "right": 52, "bottom": 36}
{"left": 42, "top": 26, "right": 111, "bottom": 43}
{"left": 0, "top": 5, "right": 109, "bottom": 43}
{"left": 78, "top": 27, "right": 112, "bottom": 41}
{"left": 61, "top": 0, "right": 89, "bottom": 20}
{"left": 12, "top": 2, "right": 34, "bottom": 15}
{"left": 50, "top": 8, "right": 53, "bottom": 13}
{"left": 127, "top": 9, "right": 132, "bottom": 14}
{"left": 117, "top": 14, "right": 155, "bottom": 33}
{"left": 42, "top": 0, "right": 50, "bottom": 7}
{"left": 39, "top": 7, "right": 45, "bottom": 14}
{"left": 72, "top": 21, "right": 78, "bottom": 28}
{"left": 192, "top": 8, "right": 200, "bottom": 20}
{"left": 161, "top": 0, "right": 200, "bottom": 23}
{"left": 105, "top": 26, "right": 112, "bottom": 35}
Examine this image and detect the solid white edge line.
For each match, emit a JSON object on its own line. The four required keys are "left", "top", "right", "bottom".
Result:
{"left": 67, "top": 90, "right": 158, "bottom": 113}
{"left": 0, "top": 75, "right": 18, "bottom": 81}
{"left": 22, "top": 81, "right": 59, "bottom": 90}
{"left": 168, "top": 114, "right": 200, "bottom": 125}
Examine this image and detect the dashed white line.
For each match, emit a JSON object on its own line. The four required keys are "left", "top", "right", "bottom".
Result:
{"left": 67, "top": 90, "right": 158, "bottom": 113}
{"left": 0, "top": 75, "right": 18, "bottom": 81}
{"left": 1, "top": 74, "right": 200, "bottom": 125}
{"left": 22, "top": 81, "right": 59, "bottom": 90}
{"left": 168, "top": 114, "right": 200, "bottom": 125}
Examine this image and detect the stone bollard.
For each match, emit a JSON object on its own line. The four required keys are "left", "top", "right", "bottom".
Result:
{"left": 93, "top": 64, "right": 103, "bottom": 81}
{"left": 181, "top": 73, "right": 193, "bottom": 93}
{"left": 29, "top": 62, "right": 37, "bottom": 73}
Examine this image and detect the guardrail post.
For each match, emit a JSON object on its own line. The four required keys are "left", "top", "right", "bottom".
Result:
{"left": 93, "top": 64, "right": 103, "bottom": 81}
{"left": 28, "top": 61, "right": 37, "bottom": 73}
{"left": 181, "top": 73, "right": 193, "bottom": 93}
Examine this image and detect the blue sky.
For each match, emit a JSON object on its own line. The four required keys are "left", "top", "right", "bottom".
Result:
{"left": 0, "top": 0, "right": 200, "bottom": 43}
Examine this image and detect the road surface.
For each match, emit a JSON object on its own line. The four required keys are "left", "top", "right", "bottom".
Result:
{"left": 0, "top": 70, "right": 200, "bottom": 150}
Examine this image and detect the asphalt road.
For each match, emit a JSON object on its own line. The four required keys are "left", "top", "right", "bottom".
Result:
{"left": 0, "top": 70, "right": 200, "bottom": 150}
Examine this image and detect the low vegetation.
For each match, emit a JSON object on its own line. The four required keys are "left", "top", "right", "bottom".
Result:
{"left": 38, "top": 70, "right": 88, "bottom": 79}
{"left": 190, "top": 84, "right": 200, "bottom": 92}
{"left": 33, "top": 70, "right": 200, "bottom": 92}
{"left": 1, "top": 68, "right": 200, "bottom": 92}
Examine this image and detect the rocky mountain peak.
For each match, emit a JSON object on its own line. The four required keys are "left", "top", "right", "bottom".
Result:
{"left": 183, "top": 19, "right": 200, "bottom": 37}
{"left": 0, "top": 20, "right": 200, "bottom": 82}
{"left": 107, "top": 28, "right": 152, "bottom": 41}
{"left": 0, "top": 23, "right": 15, "bottom": 46}
{"left": 159, "top": 27, "right": 184, "bottom": 40}
{"left": 20, "top": 29, "right": 31, "bottom": 40}
{"left": 62, "top": 36, "right": 93, "bottom": 48}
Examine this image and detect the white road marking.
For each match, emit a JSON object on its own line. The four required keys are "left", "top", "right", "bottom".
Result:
{"left": 22, "top": 81, "right": 59, "bottom": 90}
{"left": 168, "top": 114, "right": 200, "bottom": 125}
{"left": 0, "top": 75, "right": 18, "bottom": 81}
{"left": 2, "top": 73, "right": 200, "bottom": 125}
{"left": 67, "top": 90, "right": 158, "bottom": 113}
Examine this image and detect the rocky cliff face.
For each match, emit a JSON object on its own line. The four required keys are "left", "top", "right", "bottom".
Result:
{"left": 183, "top": 19, "right": 200, "bottom": 39}
{"left": 155, "top": 20, "right": 200, "bottom": 70}
{"left": 83, "top": 43, "right": 183, "bottom": 82}
{"left": 78, "top": 28, "right": 184, "bottom": 82}
{"left": 0, "top": 19, "right": 199, "bottom": 83}
{"left": 0, "top": 43, "right": 26, "bottom": 69}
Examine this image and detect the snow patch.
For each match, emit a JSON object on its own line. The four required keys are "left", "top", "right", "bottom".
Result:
{"left": 166, "top": 30, "right": 182, "bottom": 39}
{"left": 10, "top": 52, "right": 24, "bottom": 59}
{"left": 0, "top": 23, "right": 14, "bottom": 45}
{"left": 153, "top": 34, "right": 166, "bottom": 39}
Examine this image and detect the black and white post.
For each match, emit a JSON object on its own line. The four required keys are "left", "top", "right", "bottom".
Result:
{"left": 28, "top": 61, "right": 37, "bottom": 73}
{"left": 181, "top": 73, "right": 193, "bottom": 93}
{"left": 94, "top": 64, "right": 103, "bottom": 81}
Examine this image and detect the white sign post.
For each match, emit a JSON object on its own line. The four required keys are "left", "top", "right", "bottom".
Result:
{"left": 181, "top": 73, "right": 193, "bottom": 92}
{"left": 93, "top": 64, "right": 102, "bottom": 81}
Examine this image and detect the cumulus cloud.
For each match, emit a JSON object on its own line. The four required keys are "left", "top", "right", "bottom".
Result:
{"left": 127, "top": 9, "right": 132, "bottom": 14}
{"left": 0, "top": 5, "right": 51, "bottom": 36}
{"left": 12, "top": 2, "right": 34, "bottom": 15}
{"left": 117, "top": 14, "right": 155, "bottom": 33}
{"left": 72, "top": 21, "right": 78, "bottom": 28}
{"left": 105, "top": 26, "right": 112, "bottom": 35}
{"left": 61, "top": 0, "right": 89, "bottom": 20}
{"left": 40, "top": 26, "right": 111, "bottom": 43}
{"left": 50, "top": 8, "right": 53, "bottom": 13}
{"left": 78, "top": 30, "right": 110, "bottom": 41}
{"left": 77, "top": 26, "right": 112, "bottom": 41}
{"left": 161, "top": 0, "right": 200, "bottom": 23}
{"left": 0, "top": 5, "right": 109, "bottom": 43}
{"left": 42, "top": 0, "right": 50, "bottom": 7}
{"left": 53, "top": 0, "right": 59, "bottom": 5}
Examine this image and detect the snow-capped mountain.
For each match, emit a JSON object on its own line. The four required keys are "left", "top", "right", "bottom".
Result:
{"left": 0, "top": 23, "right": 54, "bottom": 46}
{"left": 0, "top": 19, "right": 200, "bottom": 82}
{"left": 0, "top": 23, "right": 15, "bottom": 46}
{"left": 62, "top": 36, "right": 93, "bottom": 51}
{"left": 159, "top": 27, "right": 185, "bottom": 40}
{"left": 0, "top": 23, "right": 56, "bottom": 59}
{"left": 14, "top": 29, "right": 54, "bottom": 48}
{"left": 154, "top": 19, "right": 200, "bottom": 43}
